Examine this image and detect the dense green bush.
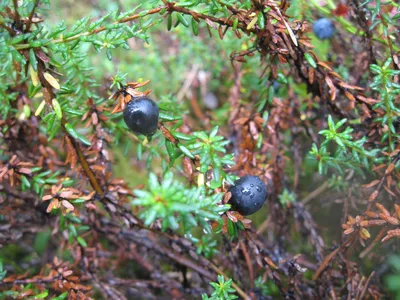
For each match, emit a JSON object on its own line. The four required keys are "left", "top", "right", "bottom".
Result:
{"left": 0, "top": 0, "right": 399, "bottom": 299}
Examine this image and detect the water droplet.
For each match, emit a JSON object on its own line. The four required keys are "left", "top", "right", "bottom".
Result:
{"left": 256, "top": 186, "right": 261, "bottom": 192}
{"left": 250, "top": 184, "right": 254, "bottom": 187}
{"left": 250, "top": 193, "right": 254, "bottom": 199}
{"left": 241, "top": 188, "right": 251, "bottom": 195}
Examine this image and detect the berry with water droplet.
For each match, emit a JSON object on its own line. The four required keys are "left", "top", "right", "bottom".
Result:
{"left": 229, "top": 175, "right": 267, "bottom": 215}
{"left": 123, "top": 97, "right": 159, "bottom": 136}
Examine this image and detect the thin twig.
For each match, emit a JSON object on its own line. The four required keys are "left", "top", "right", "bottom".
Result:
{"left": 301, "top": 181, "right": 329, "bottom": 205}
{"left": 358, "top": 271, "right": 375, "bottom": 300}
{"left": 12, "top": 0, "right": 21, "bottom": 29}
{"left": 25, "top": 0, "right": 41, "bottom": 32}
{"left": 359, "top": 228, "right": 386, "bottom": 259}
{"left": 176, "top": 64, "right": 199, "bottom": 102}
{"left": 14, "top": 7, "right": 165, "bottom": 50}
{"left": 0, "top": 23, "right": 16, "bottom": 35}
{"left": 239, "top": 240, "right": 254, "bottom": 290}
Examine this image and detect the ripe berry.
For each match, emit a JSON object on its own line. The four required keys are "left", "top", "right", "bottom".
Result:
{"left": 229, "top": 175, "right": 268, "bottom": 215}
{"left": 123, "top": 97, "right": 159, "bottom": 136}
{"left": 313, "top": 18, "right": 335, "bottom": 40}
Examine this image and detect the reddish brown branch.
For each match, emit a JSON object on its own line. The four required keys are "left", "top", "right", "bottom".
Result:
{"left": 25, "top": 0, "right": 41, "bottom": 32}
{"left": 35, "top": 59, "right": 105, "bottom": 198}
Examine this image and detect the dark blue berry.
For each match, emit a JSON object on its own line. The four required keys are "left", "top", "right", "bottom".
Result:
{"left": 229, "top": 175, "right": 268, "bottom": 215}
{"left": 272, "top": 81, "right": 281, "bottom": 92}
{"left": 123, "top": 97, "right": 159, "bottom": 136}
{"left": 313, "top": 18, "right": 335, "bottom": 40}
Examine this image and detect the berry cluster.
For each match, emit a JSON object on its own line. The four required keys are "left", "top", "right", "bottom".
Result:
{"left": 123, "top": 95, "right": 268, "bottom": 215}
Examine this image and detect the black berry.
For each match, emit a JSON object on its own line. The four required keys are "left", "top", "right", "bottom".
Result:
{"left": 229, "top": 175, "right": 268, "bottom": 215}
{"left": 123, "top": 97, "right": 159, "bottom": 136}
{"left": 313, "top": 18, "right": 335, "bottom": 40}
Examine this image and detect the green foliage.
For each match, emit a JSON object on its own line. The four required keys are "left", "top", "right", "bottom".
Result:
{"left": 0, "top": 259, "right": 7, "bottom": 281}
{"left": 202, "top": 275, "right": 238, "bottom": 300}
{"left": 386, "top": 256, "right": 400, "bottom": 299}
{"left": 223, "top": 219, "right": 245, "bottom": 239}
{"left": 162, "top": 126, "right": 236, "bottom": 188}
{"left": 254, "top": 276, "right": 274, "bottom": 296}
{"left": 310, "top": 56, "right": 400, "bottom": 177}
{"left": 311, "top": 115, "right": 382, "bottom": 175}
{"left": 370, "top": 58, "right": 400, "bottom": 150}
{"left": 187, "top": 234, "right": 219, "bottom": 259}
{"left": 59, "top": 213, "right": 90, "bottom": 248}
{"left": 0, "top": 283, "right": 51, "bottom": 299}
{"left": 132, "top": 172, "right": 230, "bottom": 232}
{"left": 361, "top": 0, "right": 400, "bottom": 32}
{"left": 327, "top": 174, "right": 350, "bottom": 192}
{"left": 34, "top": 230, "right": 51, "bottom": 255}
{"left": 186, "top": 126, "right": 236, "bottom": 188}
{"left": 110, "top": 71, "right": 128, "bottom": 90}
{"left": 278, "top": 189, "right": 296, "bottom": 206}
{"left": 53, "top": 292, "right": 69, "bottom": 300}
{"left": 21, "top": 168, "right": 61, "bottom": 197}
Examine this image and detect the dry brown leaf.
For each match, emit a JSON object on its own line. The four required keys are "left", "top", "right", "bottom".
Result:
{"left": 362, "top": 180, "right": 380, "bottom": 188}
